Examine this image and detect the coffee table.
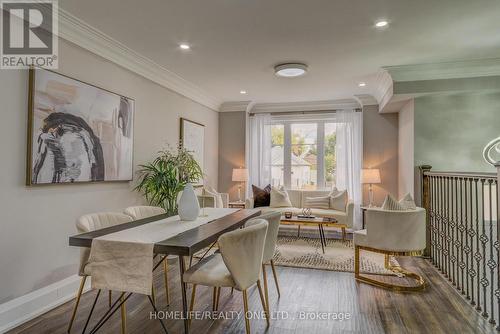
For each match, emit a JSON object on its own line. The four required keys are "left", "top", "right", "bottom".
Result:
{"left": 280, "top": 216, "right": 347, "bottom": 253}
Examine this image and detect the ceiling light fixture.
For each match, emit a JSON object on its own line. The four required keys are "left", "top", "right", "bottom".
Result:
{"left": 274, "top": 63, "right": 308, "bottom": 77}
{"left": 375, "top": 20, "right": 389, "bottom": 28}
{"left": 240, "top": 90, "right": 247, "bottom": 94}
{"left": 358, "top": 82, "right": 367, "bottom": 87}
{"left": 179, "top": 43, "right": 190, "bottom": 50}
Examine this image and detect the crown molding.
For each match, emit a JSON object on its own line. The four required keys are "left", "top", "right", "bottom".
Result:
{"left": 55, "top": 8, "right": 221, "bottom": 111}
{"left": 219, "top": 101, "right": 253, "bottom": 112}
{"left": 353, "top": 94, "right": 378, "bottom": 107}
{"left": 250, "top": 99, "right": 360, "bottom": 113}
{"left": 383, "top": 58, "right": 500, "bottom": 82}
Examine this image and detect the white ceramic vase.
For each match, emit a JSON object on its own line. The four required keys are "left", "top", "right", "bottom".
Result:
{"left": 178, "top": 183, "right": 200, "bottom": 221}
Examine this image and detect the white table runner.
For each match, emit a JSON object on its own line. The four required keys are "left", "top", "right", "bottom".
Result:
{"left": 86, "top": 208, "right": 237, "bottom": 295}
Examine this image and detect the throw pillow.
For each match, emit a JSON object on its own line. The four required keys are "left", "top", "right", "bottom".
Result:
{"left": 399, "top": 193, "right": 417, "bottom": 210}
{"left": 305, "top": 196, "right": 330, "bottom": 209}
{"left": 252, "top": 184, "right": 271, "bottom": 208}
{"left": 329, "top": 189, "right": 348, "bottom": 211}
{"left": 381, "top": 194, "right": 407, "bottom": 211}
{"left": 270, "top": 187, "right": 293, "bottom": 208}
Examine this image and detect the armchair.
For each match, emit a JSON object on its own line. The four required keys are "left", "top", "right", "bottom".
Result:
{"left": 197, "top": 188, "right": 229, "bottom": 208}
{"left": 353, "top": 207, "right": 426, "bottom": 291}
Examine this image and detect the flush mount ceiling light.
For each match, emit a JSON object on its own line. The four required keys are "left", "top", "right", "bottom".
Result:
{"left": 358, "top": 82, "right": 367, "bottom": 87}
{"left": 274, "top": 63, "right": 308, "bottom": 77}
{"left": 179, "top": 43, "right": 190, "bottom": 50}
{"left": 375, "top": 20, "right": 389, "bottom": 28}
{"left": 240, "top": 90, "right": 247, "bottom": 94}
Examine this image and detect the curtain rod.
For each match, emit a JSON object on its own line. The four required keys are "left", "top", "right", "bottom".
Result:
{"left": 249, "top": 108, "right": 362, "bottom": 116}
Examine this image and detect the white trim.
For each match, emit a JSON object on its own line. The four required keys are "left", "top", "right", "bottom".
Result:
{"left": 374, "top": 69, "right": 394, "bottom": 111}
{"left": 0, "top": 275, "right": 90, "bottom": 333}
{"left": 219, "top": 101, "right": 252, "bottom": 112}
{"left": 383, "top": 58, "right": 500, "bottom": 82}
{"left": 353, "top": 94, "right": 378, "bottom": 107}
{"left": 54, "top": 7, "right": 221, "bottom": 111}
{"left": 250, "top": 99, "right": 360, "bottom": 113}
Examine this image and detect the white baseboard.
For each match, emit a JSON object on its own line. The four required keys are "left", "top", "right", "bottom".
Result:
{"left": 0, "top": 275, "right": 91, "bottom": 333}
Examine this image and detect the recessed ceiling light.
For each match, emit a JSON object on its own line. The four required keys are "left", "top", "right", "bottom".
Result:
{"left": 358, "top": 82, "right": 367, "bottom": 87}
{"left": 275, "top": 63, "right": 308, "bottom": 77}
{"left": 375, "top": 20, "right": 389, "bottom": 28}
{"left": 240, "top": 90, "right": 247, "bottom": 94}
{"left": 179, "top": 43, "right": 190, "bottom": 50}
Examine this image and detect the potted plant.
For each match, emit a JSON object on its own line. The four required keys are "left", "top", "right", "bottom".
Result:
{"left": 135, "top": 145, "right": 203, "bottom": 215}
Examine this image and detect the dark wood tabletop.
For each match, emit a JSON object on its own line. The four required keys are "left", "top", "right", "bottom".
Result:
{"left": 69, "top": 208, "right": 261, "bottom": 256}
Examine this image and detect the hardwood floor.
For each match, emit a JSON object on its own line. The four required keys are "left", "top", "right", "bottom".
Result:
{"left": 8, "top": 257, "right": 497, "bottom": 334}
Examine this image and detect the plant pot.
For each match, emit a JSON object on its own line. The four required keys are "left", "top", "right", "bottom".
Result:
{"left": 178, "top": 183, "right": 200, "bottom": 221}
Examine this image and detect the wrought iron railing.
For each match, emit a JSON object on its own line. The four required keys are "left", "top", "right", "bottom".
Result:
{"left": 420, "top": 165, "right": 499, "bottom": 328}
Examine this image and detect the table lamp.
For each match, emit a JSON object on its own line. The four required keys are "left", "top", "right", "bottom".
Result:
{"left": 362, "top": 168, "right": 381, "bottom": 207}
{"left": 232, "top": 167, "right": 248, "bottom": 203}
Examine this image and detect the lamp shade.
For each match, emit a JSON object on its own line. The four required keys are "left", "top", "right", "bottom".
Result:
{"left": 232, "top": 168, "right": 248, "bottom": 182}
{"left": 361, "top": 169, "right": 381, "bottom": 184}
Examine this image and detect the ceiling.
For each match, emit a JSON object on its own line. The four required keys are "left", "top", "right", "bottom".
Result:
{"left": 60, "top": 0, "right": 500, "bottom": 106}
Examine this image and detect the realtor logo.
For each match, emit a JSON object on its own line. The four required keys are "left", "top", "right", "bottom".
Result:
{"left": 1, "top": 0, "right": 58, "bottom": 69}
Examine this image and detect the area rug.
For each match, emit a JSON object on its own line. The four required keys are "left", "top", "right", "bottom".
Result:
{"left": 273, "top": 236, "right": 399, "bottom": 275}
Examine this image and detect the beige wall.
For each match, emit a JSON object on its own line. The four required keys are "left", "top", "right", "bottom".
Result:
{"left": 218, "top": 111, "right": 246, "bottom": 200}
{"left": 362, "top": 105, "right": 399, "bottom": 206}
{"left": 398, "top": 99, "right": 415, "bottom": 198}
{"left": 0, "top": 39, "right": 218, "bottom": 304}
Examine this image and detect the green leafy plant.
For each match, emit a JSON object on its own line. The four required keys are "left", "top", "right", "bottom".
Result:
{"left": 135, "top": 145, "right": 203, "bottom": 214}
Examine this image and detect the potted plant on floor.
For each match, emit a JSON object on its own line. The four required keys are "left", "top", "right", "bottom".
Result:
{"left": 135, "top": 145, "right": 203, "bottom": 215}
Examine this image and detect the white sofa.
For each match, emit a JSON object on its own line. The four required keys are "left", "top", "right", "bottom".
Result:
{"left": 245, "top": 189, "right": 354, "bottom": 228}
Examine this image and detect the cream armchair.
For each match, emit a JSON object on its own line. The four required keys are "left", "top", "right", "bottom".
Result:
{"left": 197, "top": 189, "right": 229, "bottom": 208}
{"left": 353, "top": 207, "right": 426, "bottom": 291}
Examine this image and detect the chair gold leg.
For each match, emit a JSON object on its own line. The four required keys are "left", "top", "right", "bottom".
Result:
{"left": 262, "top": 264, "right": 270, "bottom": 315}
{"left": 355, "top": 245, "right": 425, "bottom": 292}
{"left": 354, "top": 245, "right": 360, "bottom": 278}
{"left": 215, "top": 287, "right": 221, "bottom": 311}
{"left": 163, "top": 257, "right": 170, "bottom": 306}
{"left": 242, "top": 290, "right": 251, "bottom": 334}
{"left": 108, "top": 291, "right": 112, "bottom": 308}
{"left": 231, "top": 287, "right": 234, "bottom": 294}
{"left": 342, "top": 227, "right": 346, "bottom": 241}
{"left": 189, "top": 284, "right": 197, "bottom": 327}
{"left": 151, "top": 282, "right": 156, "bottom": 306}
{"left": 384, "top": 254, "right": 390, "bottom": 269}
{"left": 67, "top": 276, "right": 87, "bottom": 333}
{"left": 212, "top": 287, "right": 217, "bottom": 311}
{"left": 257, "top": 280, "right": 270, "bottom": 326}
{"left": 270, "top": 259, "right": 280, "bottom": 297}
{"left": 120, "top": 295, "right": 127, "bottom": 334}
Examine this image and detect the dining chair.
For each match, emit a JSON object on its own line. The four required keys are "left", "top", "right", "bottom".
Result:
{"left": 123, "top": 206, "right": 170, "bottom": 305}
{"left": 245, "top": 211, "right": 281, "bottom": 317}
{"left": 183, "top": 220, "right": 269, "bottom": 334}
{"left": 68, "top": 212, "right": 133, "bottom": 334}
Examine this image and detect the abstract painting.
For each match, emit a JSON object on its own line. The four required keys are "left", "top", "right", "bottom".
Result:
{"left": 27, "top": 68, "right": 134, "bottom": 185}
{"left": 180, "top": 118, "right": 204, "bottom": 174}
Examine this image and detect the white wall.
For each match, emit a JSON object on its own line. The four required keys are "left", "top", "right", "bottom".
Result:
{"left": 398, "top": 99, "right": 414, "bottom": 198}
{"left": 0, "top": 39, "right": 218, "bottom": 305}
{"left": 362, "top": 105, "right": 399, "bottom": 206}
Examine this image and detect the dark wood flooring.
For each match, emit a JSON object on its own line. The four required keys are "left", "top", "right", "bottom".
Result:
{"left": 8, "top": 257, "right": 497, "bottom": 334}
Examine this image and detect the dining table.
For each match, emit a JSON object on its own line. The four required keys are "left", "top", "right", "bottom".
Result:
{"left": 69, "top": 207, "right": 261, "bottom": 334}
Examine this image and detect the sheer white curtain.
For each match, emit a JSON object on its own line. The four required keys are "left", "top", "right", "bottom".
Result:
{"left": 247, "top": 113, "right": 272, "bottom": 196}
{"left": 335, "top": 110, "right": 363, "bottom": 229}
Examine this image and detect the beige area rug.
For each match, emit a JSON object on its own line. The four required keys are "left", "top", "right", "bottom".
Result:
{"left": 273, "top": 236, "right": 399, "bottom": 275}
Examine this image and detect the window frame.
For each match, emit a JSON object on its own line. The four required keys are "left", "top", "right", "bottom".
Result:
{"left": 271, "top": 118, "right": 334, "bottom": 190}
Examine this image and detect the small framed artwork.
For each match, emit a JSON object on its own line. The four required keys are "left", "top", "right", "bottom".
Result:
{"left": 180, "top": 118, "right": 205, "bottom": 175}
{"left": 27, "top": 68, "right": 135, "bottom": 185}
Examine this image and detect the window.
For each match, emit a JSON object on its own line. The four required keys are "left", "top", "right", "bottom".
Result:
{"left": 271, "top": 118, "right": 336, "bottom": 190}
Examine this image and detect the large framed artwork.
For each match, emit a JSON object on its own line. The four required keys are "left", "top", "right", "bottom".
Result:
{"left": 27, "top": 68, "right": 135, "bottom": 185}
{"left": 180, "top": 118, "right": 205, "bottom": 176}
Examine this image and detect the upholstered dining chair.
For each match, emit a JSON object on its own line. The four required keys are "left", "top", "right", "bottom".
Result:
{"left": 353, "top": 207, "right": 427, "bottom": 291}
{"left": 123, "top": 206, "right": 170, "bottom": 305}
{"left": 245, "top": 211, "right": 281, "bottom": 317}
{"left": 183, "top": 220, "right": 269, "bottom": 334}
{"left": 68, "top": 212, "right": 133, "bottom": 334}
